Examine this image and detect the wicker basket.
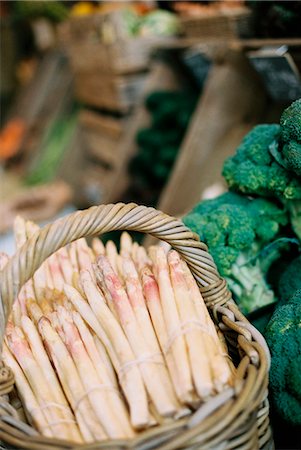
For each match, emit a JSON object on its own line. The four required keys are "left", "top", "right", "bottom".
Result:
{"left": 181, "top": 10, "right": 253, "bottom": 40}
{"left": 0, "top": 203, "right": 273, "bottom": 450}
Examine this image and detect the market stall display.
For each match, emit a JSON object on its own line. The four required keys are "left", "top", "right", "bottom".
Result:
{"left": 0, "top": 203, "right": 271, "bottom": 449}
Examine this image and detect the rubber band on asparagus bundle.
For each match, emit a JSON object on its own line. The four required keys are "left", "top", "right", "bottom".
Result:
{"left": 118, "top": 352, "right": 165, "bottom": 381}
{"left": 74, "top": 384, "right": 122, "bottom": 412}
{"left": 163, "top": 319, "right": 217, "bottom": 355}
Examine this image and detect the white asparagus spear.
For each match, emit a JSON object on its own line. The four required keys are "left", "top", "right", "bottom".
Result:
{"left": 93, "top": 263, "right": 118, "bottom": 317}
{"left": 98, "top": 256, "right": 177, "bottom": 417}
{"left": 120, "top": 232, "right": 132, "bottom": 255}
{"left": 122, "top": 257, "right": 179, "bottom": 409}
{"left": 6, "top": 324, "right": 71, "bottom": 439}
{"left": 73, "top": 313, "right": 118, "bottom": 390}
{"left": 73, "top": 310, "right": 134, "bottom": 438}
{"left": 130, "top": 242, "right": 139, "bottom": 261}
{"left": 92, "top": 237, "right": 105, "bottom": 257}
{"left": 2, "top": 342, "right": 52, "bottom": 437}
{"left": 76, "top": 238, "right": 93, "bottom": 272}
{"left": 25, "top": 221, "right": 47, "bottom": 298}
{"left": 38, "top": 317, "right": 105, "bottom": 442}
{"left": 105, "top": 241, "right": 119, "bottom": 273}
{"left": 134, "top": 246, "right": 151, "bottom": 271}
{"left": 181, "top": 260, "right": 233, "bottom": 391}
{"left": 140, "top": 266, "right": 183, "bottom": 402}
{"left": 64, "top": 283, "right": 149, "bottom": 429}
{"left": 57, "top": 247, "right": 75, "bottom": 285}
{"left": 68, "top": 242, "right": 79, "bottom": 272}
{"left": 21, "top": 316, "right": 83, "bottom": 442}
{"left": 57, "top": 306, "right": 125, "bottom": 439}
{"left": 47, "top": 254, "right": 65, "bottom": 291}
{"left": 26, "top": 299, "right": 43, "bottom": 323}
{"left": 168, "top": 250, "right": 213, "bottom": 399}
{"left": 93, "top": 334, "right": 118, "bottom": 389}
{"left": 149, "top": 247, "right": 194, "bottom": 404}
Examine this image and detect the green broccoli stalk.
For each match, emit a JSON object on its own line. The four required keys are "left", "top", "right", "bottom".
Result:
{"left": 222, "top": 124, "right": 301, "bottom": 241}
{"left": 265, "top": 290, "right": 301, "bottom": 426}
{"left": 183, "top": 192, "right": 288, "bottom": 314}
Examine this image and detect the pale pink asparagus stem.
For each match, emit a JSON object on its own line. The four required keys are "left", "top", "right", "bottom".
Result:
{"left": 76, "top": 238, "right": 93, "bottom": 272}
{"left": 2, "top": 342, "right": 52, "bottom": 437}
{"left": 92, "top": 238, "right": 105, "bottom": 257}
{"left": 105, "top": 241, "right": 119, "bottom": 273}
{"left": 73, "top": 311, "right": 134, "bottom": 438}
{"left": 47, "top": 254, "right": 65, "bottom": 291}
{"left": 149, "top": 247, "right": 194, "bottom": 404}
{"left": 64, "top": 283, "right": 149, "bottom": 429}
{"left": 122, "top": 257, "right": 179, "bottom": 410}
{"left": 6, "top": 324, "right": 71, "bottom": 439}
{"left": 57, "top": 247, "right": 74, "bottom": 285}
{"left": 98, "top": 256, "right": 177, "bottom": 417}
{"left": 21, "top": 316, "right": 83, "bottom": 442}
{"left": 78, "top": 272, "right": 150, "bottom": 428}
{"left": 57, "top": 306, "right": 126, "bottom": 439}
{"left": 120, "top": 232, "right": 132, "bottom": 255}
{"left": 181, "top": 261, "right": 233, "bottom": 391}
{"left": 93, "top": 263, "right": 118, "bottom": 317}
{"left": 72, "top": 272, "right": 85, "bottom": 297}
{"left": 168, "top": 250, "right": 213, "bottom": 399}
{"left": 140, "top": 266, "right": 183, "bottom": 402}
{"left": 38, "top": 317, "right": 105, "bottom": 442}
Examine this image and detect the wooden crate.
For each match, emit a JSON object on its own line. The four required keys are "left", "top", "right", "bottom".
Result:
{"left": 74, "top": 71, "right": 147, "bottom": 112}
{"left": 181, "top": 9, "right": 253, "bottom": 40}
{"left": 79, "top": 110, "right": 124, "bottom": 169}
{"left": 60, "top": 11, "right": 174, "bottom": 75}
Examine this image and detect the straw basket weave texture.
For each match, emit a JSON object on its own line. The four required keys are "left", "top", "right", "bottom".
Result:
{"left": 0, "top": 203, "right": 273, "bottom": 450}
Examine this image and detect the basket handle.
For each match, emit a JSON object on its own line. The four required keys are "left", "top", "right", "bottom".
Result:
{"left": 0, "top": 203, "right": 228, "bottom": 343}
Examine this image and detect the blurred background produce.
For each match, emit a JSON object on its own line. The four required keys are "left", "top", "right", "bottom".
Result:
{"left": 0, "top": 1, "right": 301, "bottom": 449}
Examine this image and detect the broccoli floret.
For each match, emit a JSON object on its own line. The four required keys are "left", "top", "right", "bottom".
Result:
{"left": 222, "top": 123, "right": 301, "bottom": 240}
{"left": 278, "top": 255, "right": 301, "bottom": 304}
{"left": 280, "top": 98, "right": 301, "bottom": 143}
{"left": 183, "top": 192, "right": 288, "bottom": 313}
{"left": 222, "top": 124, "right": 301, "bottom": 199}
{"left": 265, "top": 290, "right": 301, "bottom": 426}
{"left": 270, "top": 99, "right": 301, "bottom": 177}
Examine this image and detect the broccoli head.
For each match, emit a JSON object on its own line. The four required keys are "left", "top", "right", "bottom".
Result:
{"left": 278, "top": 255, "right": 301, "bottom": 304}
{"left": 270, "top": 99, "right": 301, "bottom": 177}
{"left": 223, "top": 124, "right": 301, "bottom": 200}
{"left": 222, "top": 123, "right": 301, "bottom": 241}
{"left": 183, "top": 192, "right": 288, "bottom": 313}
{"left": 265, "top": 290, "right": 301, "bottom": 426}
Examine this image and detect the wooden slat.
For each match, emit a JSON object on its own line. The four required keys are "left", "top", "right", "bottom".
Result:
{"left": 156, "top": 50, "right": 267, "bottom": 218}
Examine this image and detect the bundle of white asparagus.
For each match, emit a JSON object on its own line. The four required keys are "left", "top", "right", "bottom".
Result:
{"left": 0, "top": 216, "right": 235, "bottom": 443}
